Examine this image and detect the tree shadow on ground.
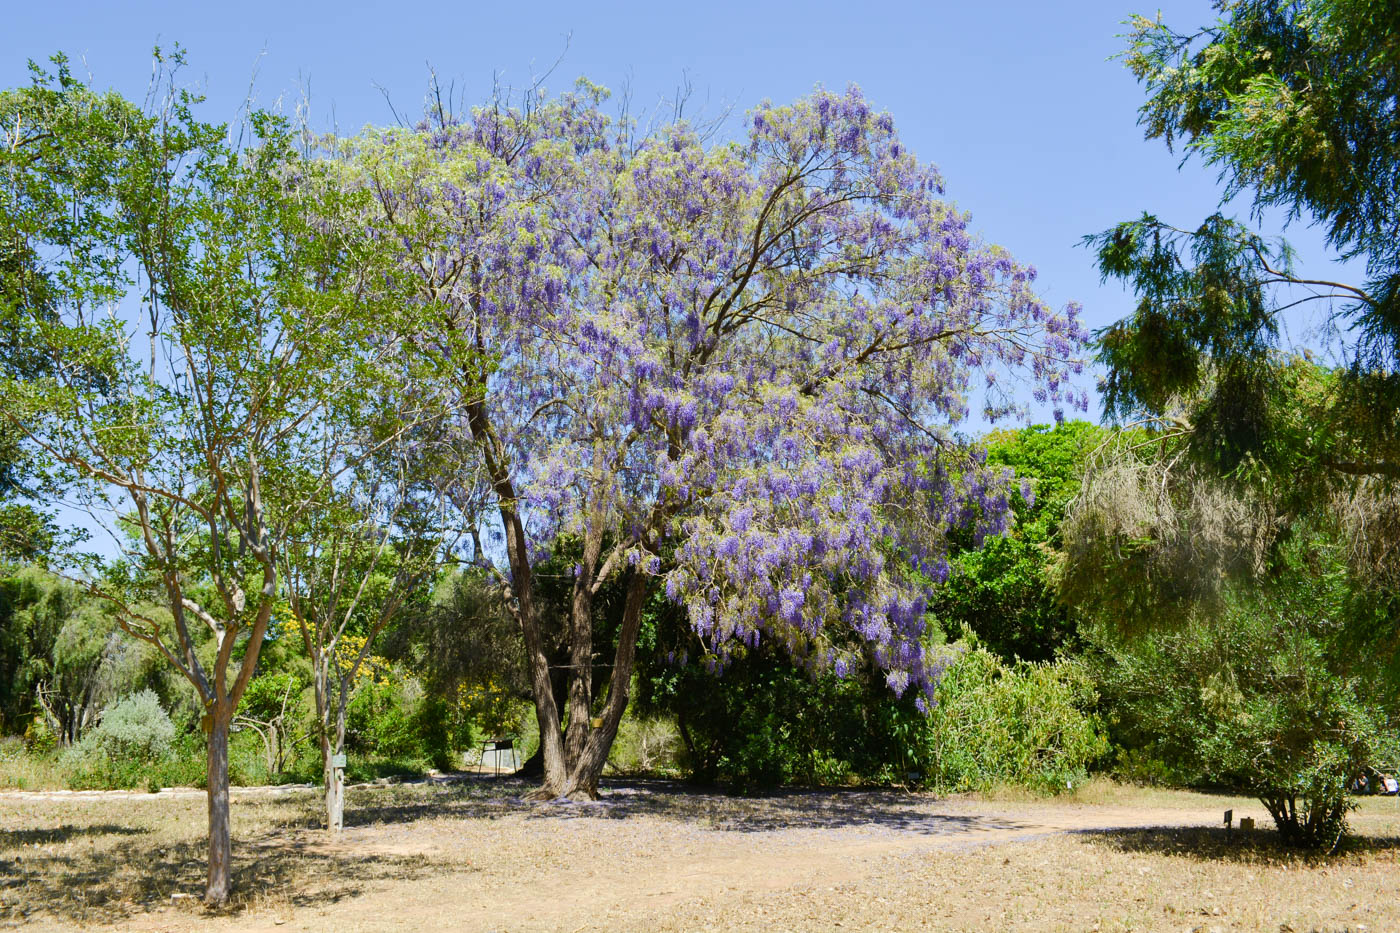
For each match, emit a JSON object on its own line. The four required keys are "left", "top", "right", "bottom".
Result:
{"left": 0, "top": 824, "right": 456, "bottom": 926}
{"left": 1081, "top": 824, "right": 1400, "bottom": 865}
{"left": 335, "top": 775, "right": 1032, "bottom": 839}
{"left": 0, "top": 824, "right": 146, "bottom": 847}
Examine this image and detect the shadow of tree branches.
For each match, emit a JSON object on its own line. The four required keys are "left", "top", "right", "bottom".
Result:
{"left": 332, "top": 775, "right": 1032, "bottom": 838}
{"left": 1081, "top": 824, "right": 1400, "bottom": 865}
{"left": 0, "top": 824, "right": 450, "bottom": 926}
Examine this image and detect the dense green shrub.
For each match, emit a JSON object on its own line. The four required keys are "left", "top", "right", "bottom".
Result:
{"left": 344, "top": 678, "right": 455, "bottom": 772}
{"left": 347, "top": 680, "right": 415, "bottom": 758}
{"left": 1089, "top": 601, "right": 1399, "bottom": 849}
{"left": 60, "top": 690, "right": 178, "bottom": 790}
{"left": 413, "top": 693, "right": 455, "bottom": 772}
{"left": 236, "top": 669, "right": 316, "bottom": 778}
{"left": 642, "top": 627, "right": 1106, "bottom": 794}
{"left": 921, "top": 642, "right": 1108, "bottom": 793}
{"left": 642, "top": 644, "right": 888, "bottom": 792}
{"left": 1072, "top": 496, "right": 1400, "bottom": 851}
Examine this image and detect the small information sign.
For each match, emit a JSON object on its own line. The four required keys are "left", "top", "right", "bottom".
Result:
{"left": 331, "top": 752, "right": 347, "bottom": 769}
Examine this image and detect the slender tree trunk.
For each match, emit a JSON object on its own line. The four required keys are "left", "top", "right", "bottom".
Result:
{"left": 310, "top": 656, "right": 350, "bottom": 833}
{"left": 468, "top": 386, "right": 570, "bottom": 796}
{"left": 323, "top": 734, "right": 345, "bottom": 834}
{"left": 326, "top": 694, "right": 349, "bottom": 832}
{"left": 506, "top": 525, "right": 569, "bottom": 798}
{"left": 205, "top": 711, "right": 233, "bottom": 905}
{"left": 564, "top": 528, "right": 604, "bottom": 769}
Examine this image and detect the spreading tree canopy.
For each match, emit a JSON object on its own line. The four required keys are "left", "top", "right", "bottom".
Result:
{"left": 349, "top": 82, "right": 1088, "bottom": 797}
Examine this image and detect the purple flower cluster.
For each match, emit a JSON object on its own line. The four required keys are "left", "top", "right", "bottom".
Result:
{"left": 361, "top": 83, "right": 1088, "bottom": 703}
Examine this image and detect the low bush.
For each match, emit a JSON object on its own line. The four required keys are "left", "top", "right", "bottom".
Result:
{"left": 59, "top": 690, "right": 194, "bottom": 791}
{"left": 345, "top": 679, "right": 455, "bottom": 774}
{"left": 921, "top": 642, "right": 1109, "bottom": 793}
{"left": 87, "top": 690, "right": 175, "bottom": 762}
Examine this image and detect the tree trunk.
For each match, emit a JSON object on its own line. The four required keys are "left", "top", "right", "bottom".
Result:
{"left": 557, "top": 571, "right": 648, "bottom": 799}
{"left": 325, "top": 696, "right": 349, "bottom": 833}
{"left": 205, "top": 712, "right": 233, "bottom": 905}
{"left": 512, "top": 563, "right": 569, "bottom": 796}
{"left": 564, "top": 527, "right": 604, "bottom": 769}
{"left": 310, "top": 657, "right": 351, "bottom": 833}
{"left": 324, "top": 751, "right": 345, "bottom": 833}
{"left": 481, "top": 493, "right": 568, "bottom": 799}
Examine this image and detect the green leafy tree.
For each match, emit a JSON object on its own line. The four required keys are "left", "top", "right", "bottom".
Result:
{"left": 1085, "top": 532, "right": 1398, "bottom": 850}
{"left": 1060, "top": 427, "right": 1400, "bottom": 847}
{"left": 0, "top": 567, "right": 120, "bottom": 741}
{"left": 281, "top": 474, "right": 449, "bottom": 832}
{"left": 934, "top": 421, "right": 1104, "bottom": 661}
{"left": 0, "top": 205, "right": 63, "bottom": 564}
{"left": 1073, "top": 9, "right": 1400, "bottom": 840}
{"left": 0, "top": 53, "right": 424, "bottom": 903}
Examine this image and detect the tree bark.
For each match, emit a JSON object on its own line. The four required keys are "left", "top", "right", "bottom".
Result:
{"left": 558, "top": 570, "right": 648, "bottom": 799}
{"left": 326, "top": 689, "right": 349, "bottom": 833}
{"left": 309, "top": 655, "right": 352, "bottom": 833}
{"left": 323, "top": 749, "right": 345, "bottom": 833}
{"left": 504, "top": 512, "right": 570, "bottom": 798}
{"left": 205, "top": 712, "right": 233, "bottom": 905}
{"left": 563, "top": 527, "right": 604, "bottom": 769}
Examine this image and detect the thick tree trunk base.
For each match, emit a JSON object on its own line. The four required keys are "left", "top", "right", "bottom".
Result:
{"left": 523, "top": 781, "right": 601, "bottom": 802}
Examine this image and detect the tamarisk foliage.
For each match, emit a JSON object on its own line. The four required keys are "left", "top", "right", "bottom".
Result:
{"left": 1087, "top": 0, "right": 1400, "bottom": 488}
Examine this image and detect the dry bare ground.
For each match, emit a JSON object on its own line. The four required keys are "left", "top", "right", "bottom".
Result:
{"left": 1, "top": 776, "right": 1398, "bottom": 931}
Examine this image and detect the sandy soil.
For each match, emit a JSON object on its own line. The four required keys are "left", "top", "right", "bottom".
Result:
{"left": 3, "top": 777, "right": 1398, "bottom": 932}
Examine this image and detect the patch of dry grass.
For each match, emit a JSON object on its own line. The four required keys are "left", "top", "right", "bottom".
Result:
{"left": 650, "top": 827, "right": 1400, "bottom": 932}
{"left": 972, "top": 774, "right": 1260, "bottom": 812}
{"left": 0, "top": 752, "right": 64, "bottom": 793}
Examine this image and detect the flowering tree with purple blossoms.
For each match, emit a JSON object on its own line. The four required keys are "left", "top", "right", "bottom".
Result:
{"left": 347, "top": 82, "right": 1088, "bottom": 798}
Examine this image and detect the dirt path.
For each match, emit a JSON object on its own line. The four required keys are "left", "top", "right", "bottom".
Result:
{"left": 0, "top": 770, "right": 477, "bottom": 805}
{"left": 308, "top": 797, "right": 1210, "bottom": 932}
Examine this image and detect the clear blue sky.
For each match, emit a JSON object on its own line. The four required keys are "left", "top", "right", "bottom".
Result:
{"left": 5, "top": 0, "right": 1358, "bottom": 414}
